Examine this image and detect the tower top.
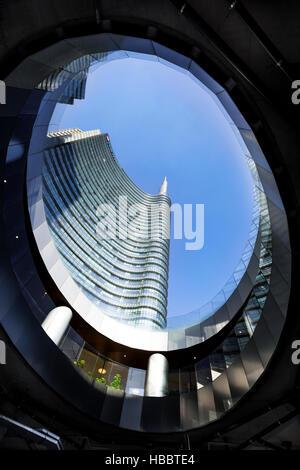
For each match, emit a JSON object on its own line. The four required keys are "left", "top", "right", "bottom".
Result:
{"left": 158, "top": 176, "right": 168, "bottom": 195}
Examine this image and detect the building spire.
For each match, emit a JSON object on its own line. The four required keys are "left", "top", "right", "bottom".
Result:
{"left": 158, "top": 176, "right": 168, "bottom": 195}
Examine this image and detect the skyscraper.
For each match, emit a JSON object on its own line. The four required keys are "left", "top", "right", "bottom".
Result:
{"left": 42, "top": 128, "right": 171, "bottom": 329}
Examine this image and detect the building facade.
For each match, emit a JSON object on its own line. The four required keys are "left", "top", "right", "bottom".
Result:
{"left": 42, "top": 128, "right": 171, "bottom": 329}
{"left": 36, "top": 53, "right": 108, "bottom": 104}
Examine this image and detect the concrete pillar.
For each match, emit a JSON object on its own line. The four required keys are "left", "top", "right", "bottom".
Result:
{"left": 42, "top": 306, "right": 72, "bottom": 346}
{"left": 145, "top": 353, "right": 168, "bottom": 397}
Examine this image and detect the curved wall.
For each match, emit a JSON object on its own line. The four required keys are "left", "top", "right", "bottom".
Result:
{"left": 25, "top": 39, "right": 267, "bottom": 352}
{"left": 0, "top": 29, "right": 292, "bottom": 434}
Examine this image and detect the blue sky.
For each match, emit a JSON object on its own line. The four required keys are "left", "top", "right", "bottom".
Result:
{"left": 51, "top": 57, "right": 253, "bottom": 318}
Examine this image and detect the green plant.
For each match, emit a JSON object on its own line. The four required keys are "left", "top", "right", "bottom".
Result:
{"left": 73, "top": 359, "right": 85, "bottom": 368}
{"left": 73, "top": 362, "right": 123, "bottom": 391}
{"left": 95, "top": 377, "right": 106, "bottom": 385}
{"left": 109, "top": 373, "right": 122, "bottom": 390}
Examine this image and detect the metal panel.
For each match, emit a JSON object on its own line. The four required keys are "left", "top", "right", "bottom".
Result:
{"left": 67, "top": 33, "right": 120, "bottom": 55}
{"left": 226, "top": 357, "right": 250, "bottom": 403}
{"left": 217, "top": 89, "right": 251, "bottom": 129}
{"left": 180, "top": 390, "right": 199, "bottom": 429}
{"left": 197, "top": 383, "right": 216, "bottom": 425}
{"left": 261, "top": 292, "right": 285, "bottom": 343}
{"left": 110, "top": 34, "right": 155, "bottom": 55}
{"left": 214, "top": 304, "right": 230, "bottom": 333}
{"left": 119, "top": 394, "right": 143, "bottom": 431}
{"left": 212, "top": 372, "right": 232, "bottom": 417}
{"left": 189, "top": 61, "right": 224, "bottom": 94}
{"left": 152, "top": 41, "right": 191, "bottom": 70}
{"left": 252, "top": 316, "right": 276, "bottom": 368}
{"left": 100, "top": 387, "right": 125, "bottom": 426}
{"left": 226, "top": 288, "right": 243, "bottom": 319}
{"left": 239, "top": 129, "right": 272, "bottom": 173}
{"left": 237, "top": 271, "right": 253, "bottom": 304}
{"left": 240, "top": 341, "right": 264, "bottom": 388}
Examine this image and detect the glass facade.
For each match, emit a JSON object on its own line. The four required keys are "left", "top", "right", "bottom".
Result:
{"left": 42, "top": 129, "right": 171, "bottom": 329}
{"left": 36, "top": 53, "right": 108, "bottom": 104}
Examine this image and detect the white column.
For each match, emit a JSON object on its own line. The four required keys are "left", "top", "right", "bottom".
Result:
{"left": 42, "top": 306, "right": 72, "bottom": 346}
{"left": 144, "top": 353, "right": 168, "bottom": 397}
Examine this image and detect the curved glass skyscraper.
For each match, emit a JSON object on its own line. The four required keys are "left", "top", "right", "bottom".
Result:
{"left": 42, "top": 128, "right": 171, "bottom": 329}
